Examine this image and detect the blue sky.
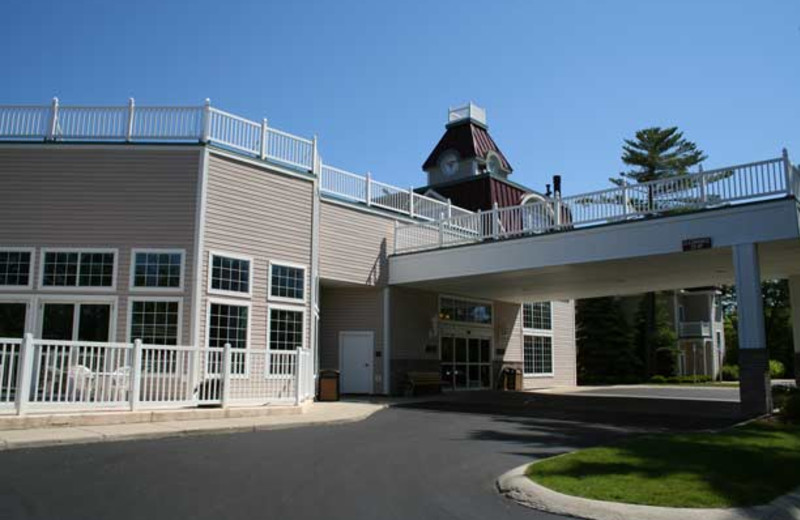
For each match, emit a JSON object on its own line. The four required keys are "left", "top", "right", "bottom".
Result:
{"left": 2, "top": 0, "right": 798, "bottom": 194}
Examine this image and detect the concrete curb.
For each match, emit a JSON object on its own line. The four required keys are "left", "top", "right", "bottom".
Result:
{"left": 497, "top": 462, "right": 800, "bottom": 520}
{"left": 0, "top": 404, "right": 387, "bottom": 451}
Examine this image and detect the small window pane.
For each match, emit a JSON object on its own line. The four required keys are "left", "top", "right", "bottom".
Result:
{"left": 269, "top": 308, "right": 303, "bottom": 350}
{"left": 211, "top": 255, "right": 250, "bottom": 294}
{"left": 0, "top": 251, "right": 31, "bottom": 286}
{"left": 439, "top": 297, "right": 492, "bottom": 325}
{"left": 0, "top": 303, "right": 26, "bottom": 337}
{"left": 43, "top": 252, "right": 79, "bottom": 287}
{"left": 134, "top": 252, "right": 182, "bottom": 288}
{"left": 523, "top": 302, "right": 552, "bottom": 330}
{"left": 270, "top": 264, "right": 305, "bottom": 301}
{"left": 79, "top": 253, "right": 115, "bottom": 287}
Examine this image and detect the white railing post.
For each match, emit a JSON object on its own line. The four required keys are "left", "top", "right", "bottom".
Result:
{"left": 294, "top": 350, "right": 302, "bottom": 406}
{"left": 409, "top": 187, "right": 415, "bottom": 217}
{"left": 260, "top": 118, "right": 268, "bottom": 160}
{"left": 554, "top": 195, "right": 562, "bottom": 228}
{"left": 783, "top": 148, "right": 792, "bottom": 196}
{"left": 699, "top": 165, "right": 708, "bottom": 204}
{"left": 125, "top": 98, "right": 135, "bottom": 142}
{"left": 492, "top": 202, "right": 499, "bottom": 239}
{"left": 14, "top": 333, "right": 34, "bottom": 415}
{"left": 447, "top": 199, "right": 452, "bottom": 219}
{"left": 311, "top": 135, "right": 319, "bottom": 174}
{"left": 221, "top": 343, "right": 232, "bottom": 408}
{"left": 477, "top": 209, "right": 483, "bottom": 238}
{"left": 393, "top": 220, "right": 399, "bottom": 254}
{"left": 366, "top": 172, "right": 372, "bottom": 206}
{"left": 438, "top": 212, "right": 445, "bottom": 248}
{"left": 622, "top": 181, "right": 629, "bottom": 216}
{"left": 200, "top": 98, "right": 211, "bottom": 143}
{"left": 130, "top": 339, "right": 142, "bottom": 411}
{"left": 46, "top": 97, "right": 59, "bottom": 141}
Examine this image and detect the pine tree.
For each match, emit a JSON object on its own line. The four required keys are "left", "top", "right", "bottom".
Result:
{"left": 577, "top": 297, "right": 642, "bottom": 384}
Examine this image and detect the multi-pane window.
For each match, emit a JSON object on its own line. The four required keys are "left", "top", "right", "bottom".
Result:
{"left": 0, "top": 250, "right": 32, "bottom": 287}
{"left": 523, "top": 335, "right": 553, "bottom": 375}
{"left": 132, "top": 251, "right": 183, "bottom": 289}
{"left": 130, "top": 300, "right": 180, "bottom": 345}
{"left": 523, "top": 302, "right": 552, "bottom": 330}
{"left": 269, "top": 263, "right": 305, "bottom": 302}
{"left": 207, "top": 302, "right": 249, "bottom": 374}
{"left": 439, "top": 297, "right": 492, "bottom": 325}
{"left": 42, "top": 251, "right": 115, "bottom": 288}
{"left": 209, "top": 253, "right": 251, "bottom": 295}
{"left": 269, "top": 308, "right": 304, "bottom": 350}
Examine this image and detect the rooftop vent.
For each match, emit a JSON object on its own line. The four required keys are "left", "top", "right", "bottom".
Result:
{"left": 447, "top": 102, "right": 487, "bottom": 126}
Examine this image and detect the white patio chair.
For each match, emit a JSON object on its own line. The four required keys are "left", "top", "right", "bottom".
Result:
{"left": 66, "top": 365, "right": 95, "bottom": 402}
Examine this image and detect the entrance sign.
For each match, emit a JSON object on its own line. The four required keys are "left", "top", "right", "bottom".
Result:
{"left": 682, "top": 237, "right": 712, "bottom": 252}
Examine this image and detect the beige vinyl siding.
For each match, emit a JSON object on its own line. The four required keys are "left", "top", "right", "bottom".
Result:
{"left": 523, "top": 300, "right": 577, "bottom": 388}
{"left": 199, "top": 152, "right": 314, "bottom": 353}
{"left": 0, "top": 146, "right": 201, "bottom": 343}
{"left": 390, "top": 287, "right": 439, "bottom": 360}
{"left": 496, "top": 301, "right": 523, "bottom": 363}
{"left": 319, "top": 201, "right": 396, "bottom": 286}
{"left": 319, "top": 286, "right": 384, "bottom": 393}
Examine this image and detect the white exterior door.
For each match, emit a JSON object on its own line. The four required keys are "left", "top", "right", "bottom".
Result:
{"left": 339, "top": 331, "right": 374, "bottom": 394}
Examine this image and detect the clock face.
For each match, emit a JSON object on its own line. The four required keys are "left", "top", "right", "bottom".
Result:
{"left": 439, "top": 151, "right": 459, "bottom": 176}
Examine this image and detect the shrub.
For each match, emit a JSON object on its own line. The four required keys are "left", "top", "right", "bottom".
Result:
{"left": 721, "top": 365, "right": 739, "bottom": 381}
{"left": 779, "top": 392, "right": 800, "bottom": 424}
{"left": 773, "top": 385, "right": 800, "bottom": 411}
{"left": 649, "top": 375, "right": 667, "bottom": 384}
{"left": 769, "top": 360, "right": 786, "bottom": 379}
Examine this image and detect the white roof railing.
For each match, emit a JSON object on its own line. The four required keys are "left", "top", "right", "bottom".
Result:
{"left": 394, "top": 151, "right": 799, "bottom": 254}
{"left": 0, "top": 98, "right": 475, "bottom": 222}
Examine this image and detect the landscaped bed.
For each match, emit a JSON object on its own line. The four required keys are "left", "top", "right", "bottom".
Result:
{"left": 526, "top": 421, "right": 800, "bottom": 508}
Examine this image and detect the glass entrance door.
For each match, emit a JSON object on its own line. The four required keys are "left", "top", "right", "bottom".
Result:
{"left": 440, "top": 332, "right": 491, "bottom": 390}
{"left": 40, "top": 303, "right": 111, "bottom": 342}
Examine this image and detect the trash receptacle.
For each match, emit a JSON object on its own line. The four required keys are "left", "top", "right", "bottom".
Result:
{"left": 503, "top": 367, "right": 523, "bottom": 391}
{"left": 514, "top": 368, "right": 523, "bottom": 391}
{"left": 318, "top": 370, "right": 340, "bottom": 401}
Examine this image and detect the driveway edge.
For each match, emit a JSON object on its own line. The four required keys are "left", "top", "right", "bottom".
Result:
{"left": 497, "top": 462, "right": 800, "bottom": 520}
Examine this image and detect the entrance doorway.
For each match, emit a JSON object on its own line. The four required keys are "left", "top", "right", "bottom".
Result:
{"left": 38, "top": 302, "right": 113, "bottom": 342}
{"left": 440, "top": 328, "right": 492, "bottom": 390}
{"left": 339, "top": 331, "right": 374, "bottom": 394}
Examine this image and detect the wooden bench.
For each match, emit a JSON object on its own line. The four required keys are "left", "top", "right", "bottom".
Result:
{"left": 405, "top": 371, "right": 442, "bottom": 396}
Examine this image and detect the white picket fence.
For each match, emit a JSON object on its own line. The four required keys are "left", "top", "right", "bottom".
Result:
{"left": 395, "top": 152, "right": 799, "bottom": 253}
{"left": 0, "top": 335, "right": 313, "bottom": 415}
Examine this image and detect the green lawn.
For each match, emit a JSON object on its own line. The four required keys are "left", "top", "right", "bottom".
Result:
{"left": 526, "top": 421, "right": 800, "bottom": 508}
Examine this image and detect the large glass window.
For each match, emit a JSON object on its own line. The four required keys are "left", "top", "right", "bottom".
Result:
{"left": 130, "top": 300, "right": 180, "bottom": 345}
{"left": 439, "top": 297, "right": 492, "bottom": 325}
{"left": 42, "top": 251, "right": 115, "bottom": 288}
{"left": 0, "top": 302, "right": 26, "bottom": 337}
{"left": 523, "top": 335, "right": 553, "bottom": 375}
{"left": 207, "top": 302, "right": 248, "bottom": 375}
{"left": 269, "top": 263, "right": 306, "bottom": 302}
{"left": 0, "top": 250, "right": 32, "bottom": 287}
{"left": 132, "top": 251, "right": 183, "bottom": 289}
{"left": 268, "top": 308, "right": 304, "bottom": 350}
{"left": 209, "top": 253, "right": 251, "bottom": 295}
{"left": 523, "top": 302, "right": 552, "bottom": 330}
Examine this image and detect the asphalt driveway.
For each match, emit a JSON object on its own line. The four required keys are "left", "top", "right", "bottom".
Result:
{"left": 0, "top": 391, "right": 742, "bottom": 520}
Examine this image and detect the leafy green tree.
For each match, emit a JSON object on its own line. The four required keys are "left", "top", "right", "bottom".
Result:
{"left": 576, "top": 297, "right": 643, "bottom": 384}
{"left": 634, "top": 293, "right": 679, "bottom": 377}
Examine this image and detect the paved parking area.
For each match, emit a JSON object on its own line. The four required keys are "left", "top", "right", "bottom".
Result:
{"left": 537, "top": 384, "right": 741, "bottom": 402}
{"left": 0, "top": 391, "right": 743, "bottom": 520}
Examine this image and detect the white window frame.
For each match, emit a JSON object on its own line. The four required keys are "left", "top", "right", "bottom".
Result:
{"left": 522, "top": 301, "right": 554, "bottom": 377}
{"left": 437, "top": 294, "right": 494, "bottom": 328}
{"left": 267, "top": 260, "right": 308, "bottom": 304}
{"left": 207, "top": 250, "right": 253, "bottom": 298}
{"left": 35, "top": 294, "right": 119, "bottom": 342}
{"left": 129, "top": 249, "right": 186, "bottom": 293}
{"left": 265, "top": 303, "right": 307, "bottom": 378}
{"left": 0, "top": 247, "right": 35, "bottom": 291}
{"left": 205, "top": 297, "right": 252, "bottom": 378}
{"left": 0, "top": 294, "right": 35, "bottom": 336}
{"left": 39, "top": 248, "right": 119, "bottom": 292}
{"left": 126, "top": 296, "right": 184, "bottom": 345}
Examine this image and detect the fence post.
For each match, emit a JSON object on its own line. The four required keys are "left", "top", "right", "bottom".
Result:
{"left": 366, "top": 172, "right": 372, "bottom": 206}
{"left": 699, "top": 164, "right": 708, "bottom": 204}
{"left": 125, "top": 98, "right": 135, "bottom": 142}
{"left": 200, "top": 98, "right": 211, "bottom": 143}
{"left": 311, "top": 135, "right": 319, "bottom": 174}
{"left": 492, "top": 202, "right": 499, "bottom": 240}
{"left": 447, "top": 199, "right": 452, "bottom": 219}
{"left": 477, "top": 209, "right": 483, "bottom": 238}
{"left": 409, "top": 187, "right": 415, "bottom": 217}
{"left": 622, "top": 182, "right": 629, "bottom": 216}
{"left": 438, "top": 212, "right": 445, "bottom": 248}
{"left": 294, "top": 350, "right": 302, "bottom": 406}
{"left": 14, "top": 333, "right": 34, "bottom": 415}
{"left": 783, "top": 148, "right": 793, "bottom": 196}
{"left": 393, "top": 220, "right": 399, "bottom": 254}
{"left": 554, "top": 195, "right": 562, "bottom": 228}
{"left": 260, "top": 118, "right": 268, "bottom": 160}
{"left": 130, "top": 339, "right": 142, "bottom": 411}
{"left": 46, "top": 97, "right": 59, "bottom": 141}
{"left": 221, "top": 343, "right": 232, "bottom": 408}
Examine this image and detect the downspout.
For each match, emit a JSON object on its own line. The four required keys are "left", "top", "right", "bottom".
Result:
{"left": 191, "top": 147, "right": 210, "bottom": 391}
{"left": 310, "top": 138, "right": 321, "bottom": 391}
{"left": 383, "top": 286, "right": 391, "bottom": 395}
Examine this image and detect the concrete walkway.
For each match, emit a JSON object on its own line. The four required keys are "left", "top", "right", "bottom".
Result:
{"left": 0, "top": 401, "right": 385, "bottom": 450}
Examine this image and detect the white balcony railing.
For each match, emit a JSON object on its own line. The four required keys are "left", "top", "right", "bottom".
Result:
{"left": 679, "top": 321, "right": 712, "bottom": 338}
{"left": 0, "top": 335, "right": 313, "bottom": 415}
{"left": 395, "top": 151, "right": 799, "bottom": 254}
